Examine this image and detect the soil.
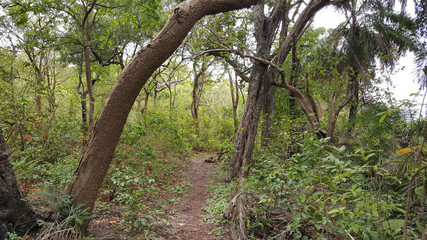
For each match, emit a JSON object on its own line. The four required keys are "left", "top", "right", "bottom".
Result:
{"left": 168, "top": 157, "right": 231, "bottom": 240}
{"left": 86, "top": 155, "right": 231, "bottom": 240}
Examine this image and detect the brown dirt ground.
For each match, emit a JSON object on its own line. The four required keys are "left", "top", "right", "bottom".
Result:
{"left": 167, "top": 157, "right": 231, "bottom": 240}
{"left": 86, "top": 155, "right": 231, "bottom": 240}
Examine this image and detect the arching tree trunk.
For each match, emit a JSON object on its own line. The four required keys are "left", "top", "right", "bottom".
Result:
{"left": 67, "top": 0, "right": 259, "bottom": 233}
{"left": 0, "top": 128, "right": 36, "bottom": 239}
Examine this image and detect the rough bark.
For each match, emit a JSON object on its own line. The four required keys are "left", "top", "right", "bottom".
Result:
{"left": 68, "top": 0, "right": 259, "bottom": 233}
{"left": 230, "top": 62, "right": 270, "bottom": 179}
{"left": 0, "top": 128, "right": 36, "bottom": 239}
{"left": 229, "top": 1, "right": 282, "bottom": 179}
{"left": 230, "top": 0, "right": 333, "bottom": 179}
{"left": 191, "top": 68, "right": 203, "bottom": 137}
{"left": 83, "top": 44, "right": 95, "bottom": 135}
{"left": 260, "top": 84, "right": 276, "bottom": 148}
{"left": 228, "top": 71, "right": 239, "bottom": 132}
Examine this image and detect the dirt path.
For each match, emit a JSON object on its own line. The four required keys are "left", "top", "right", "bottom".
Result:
{"left": 169, "top": 157, "right": 231, "bottom": 240}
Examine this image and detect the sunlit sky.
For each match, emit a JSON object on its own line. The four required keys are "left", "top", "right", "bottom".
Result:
{"left": 312, "top": 1, "right": 424, "bottom": 109}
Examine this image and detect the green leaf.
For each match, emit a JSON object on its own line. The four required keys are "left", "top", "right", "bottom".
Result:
{"left": 378, "top": 112, "right": 388, "bottom": 123}
{"left": 414, "top": 186, "right": 425, "bottom": 197}
{"left": 299, "top": 193, "right": 307, "bottom": 202}
{"left": 382, "top": 219, "right": 404, "bottom": 231}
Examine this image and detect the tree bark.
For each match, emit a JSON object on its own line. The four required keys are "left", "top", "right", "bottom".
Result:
{"left": 191, "top": 69, "right": 203, "bottom": 137}
{"left": 190, "top": 57, "right": 211, "bottom": 137}
{"left": 260, "top": 84, "right": 276, "bottom": 148}
{"left": 83, "top": 40, "right": 95, "bottom": 135}
{"left": 230, "top": 62, "right": 270, "bottom": 179}
{"left": 0, "top": 127, "right": 36, "bottom": 239}
{"left": 68, "top": 0, "right": 259, "bottom": 233}
{"left": 347, "top": 69, "right": 359, "bottom": 130}
{"left": 228, "top": 71, "right": 239, "bottom": 132}
{"left": 77, "top": 58, "right": 88, "bottom": 133}
{"left": 229, "top": 1, "right": 281, "bottom": 179}
{"left": 230, "top": 0, "right": 333, "bottom": 179}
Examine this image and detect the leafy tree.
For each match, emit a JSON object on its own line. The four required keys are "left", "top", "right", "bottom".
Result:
{"left": 414, "top": 0, "right": 427, "bottom": 87}
{"left": 330, "top": 0, "right": 416, "bottom": 128}
{"left": 5, "top": 0, "right": 163, "bottom": 135}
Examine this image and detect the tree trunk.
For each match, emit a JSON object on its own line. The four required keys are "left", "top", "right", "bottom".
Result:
{"left": 0, "top": 128, "right": 36, "bottom": 239}
{"left": 68, "top": 0, "right": 259, "bottom": 233}
{"left": 143, "top": 90, "right": 149, "bottom": 114}
{"left": 260, "top": 84, "right": 276, "bottom": 148}
{"left": 23, "top": 49, "right": 44, "bottom": 114}
{"left": 191, "top": 71, "right": 202, "bottom": 137}
{"left": 229, "top": 0, "right": 335, "bottom": 178}
{"left": 83, "top": 43, "right": 95, "bottom": 135}
{"left": 191, "top": 58, "right": 210, "bottom": 137}
{"left": 80, "top": 93, "right": 88, "bottom": 132}
{"left": 230, "top": 62, "right": 270, "bottom": 179}
{"left": 46, "top": 50, "right": 57, "bottom": 115}
{"left": 347, "top": 69, "right": 359, "bottom": 130}
{"left": 229, "top": 1, "right": 278, "bottom": 179}
{"left": 35, "top": 75, "right": 42, "bottom": 114}
{"left": 77, "top": 55, "right": 88, "bottom": 133}
{"left": 229, "top": 71, "right": 239, "bottom": 132}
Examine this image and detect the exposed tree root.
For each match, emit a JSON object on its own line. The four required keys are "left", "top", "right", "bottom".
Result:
{"left": 227, "top": 179, "right": 251, "bottom": 240}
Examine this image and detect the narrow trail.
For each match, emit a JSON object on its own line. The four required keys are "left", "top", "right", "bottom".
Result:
{"left": 170, "top": 157, "right": 231, "bottom": 240}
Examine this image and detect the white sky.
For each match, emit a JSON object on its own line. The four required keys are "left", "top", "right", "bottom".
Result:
{"left": 312, "top": 1, "right": 424, "bottom": 108}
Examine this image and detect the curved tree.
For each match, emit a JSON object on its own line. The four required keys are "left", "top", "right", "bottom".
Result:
{"left": 67, "top": 0, "right": 259, "bottom": 233}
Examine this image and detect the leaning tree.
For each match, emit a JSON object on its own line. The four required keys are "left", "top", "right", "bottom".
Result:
{"left": 67, "top": 0, "right": 260, "bottom": 233}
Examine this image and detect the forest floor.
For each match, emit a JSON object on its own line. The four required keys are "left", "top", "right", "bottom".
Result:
{"left": 166, "top": 156, "right": 230, "bottom": 240}
{"left": 87, "top": 153, "right": 231, "bottom": 240}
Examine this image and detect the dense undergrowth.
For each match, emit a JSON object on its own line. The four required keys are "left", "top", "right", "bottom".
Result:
{"left": 203, "top": 107, "right": 427, "bottom": 239}
{"left": 204, "top": 137, "right": 426, "bottom": 239}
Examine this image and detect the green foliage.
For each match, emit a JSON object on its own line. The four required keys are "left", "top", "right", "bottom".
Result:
{"left": 202, "top": 165, "right": 232, "bottom": 237}
{"left": 237, "top": 137, "right": 421, "bottom": 239}
{"left": 203, "top": 166, "right": 232, "bottom": 224}
{"left": 9, "top": 116, "right": 82, "bottom": 188}
{"left": 194, "top": 106, "right": 236, "bottom": 151}
{"left": 5, "top": 232, "right": 22, "bottom": 240}
{"left": 0, "top": 1, "right": 424, "bottom": 239}
{"left": 142, "top": 109, "right": 191, "bottom": 154}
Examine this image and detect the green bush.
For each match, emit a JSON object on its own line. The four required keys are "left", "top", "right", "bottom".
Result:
{"left": 240, "top": 137, "right": 417, "bottom": 239}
